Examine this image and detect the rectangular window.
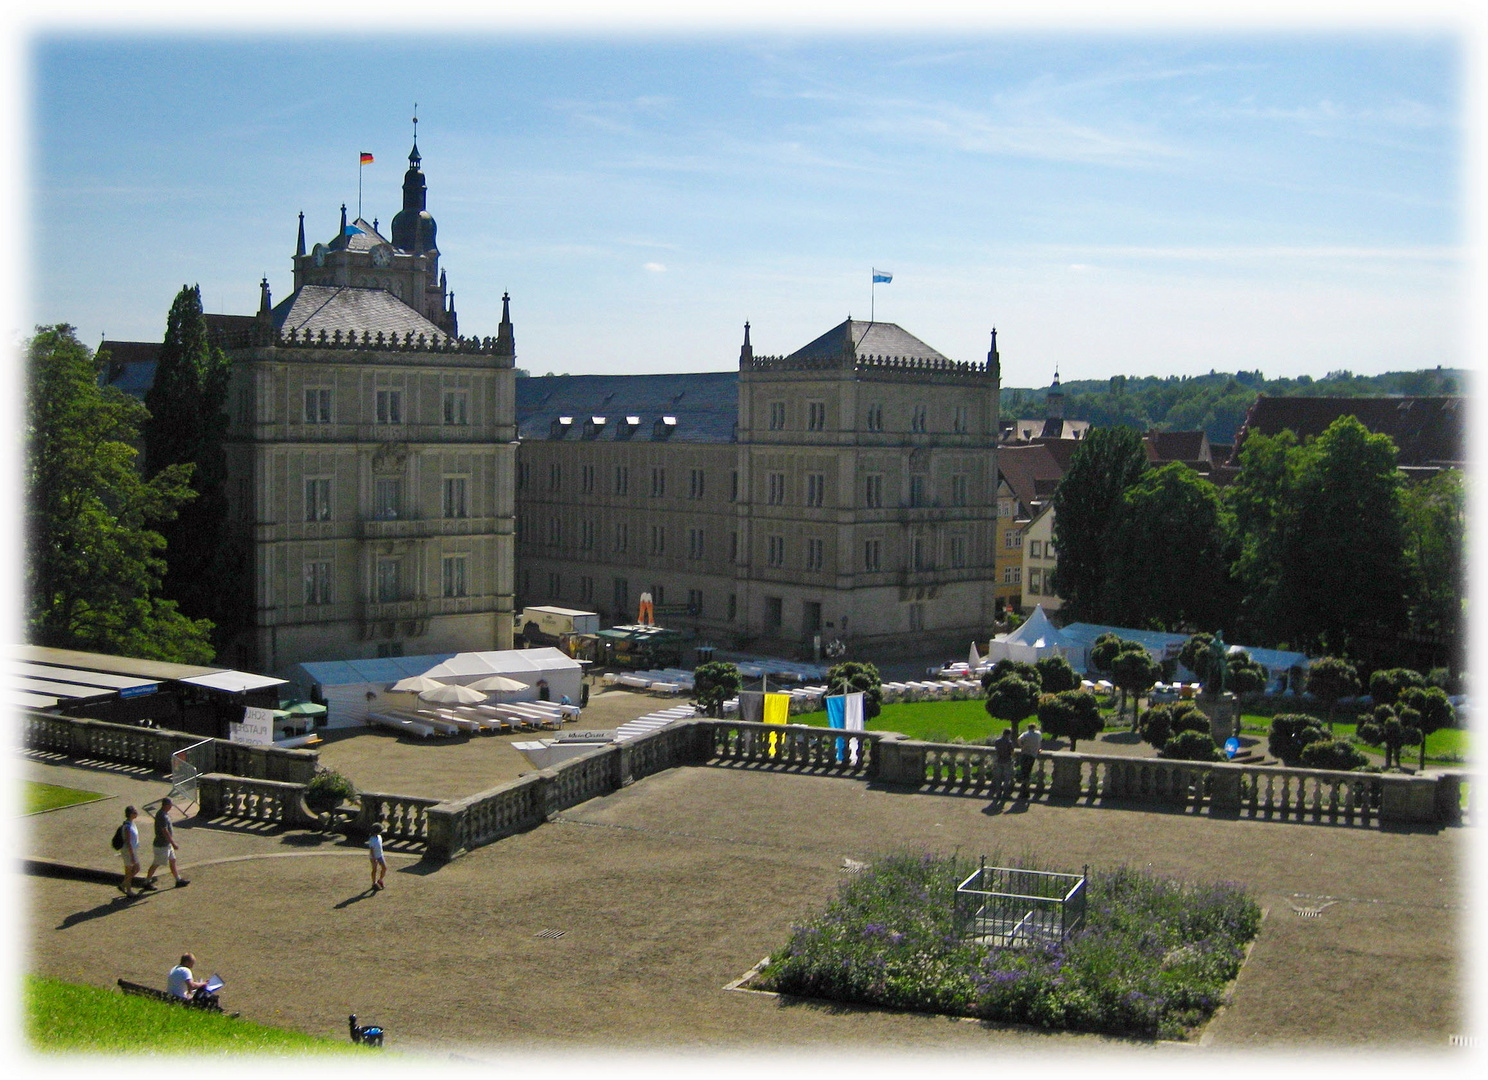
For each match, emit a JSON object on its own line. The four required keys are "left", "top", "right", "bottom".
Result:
{"left": 730, "top": 470, "right": 739, "bottom": 502}
{"left": 304, "top": 388, "right": 331, "bottom": 424}
{"left": 1046, "top": 539, "right": 1057, "bottom": 557}
{"left": 548, "top": 571, "right": 561, "bottom": 597}
{"left": 373, "top": 477, "right": 401, "bottom": 520}
{"left": 651, "top": 467, "right": 666, "bottom": 497}
{"left": 765, "top": 596, "right": 783, "bottom": 629}
{"left": 650, "top": 524, "right": 665, "bottom": 555}
{"left": 443, "top": 555, "right": 468, "bottom": 598}
{"left": 650, "top": 584, "right": 665, "bottom": 607}
{"left": 912, "top": 534, "right": 928, "bottom": 571}
{"left": 375, "top": 558, "right": 402, "bottom": 603}
{"left": 865, "top": 474, "right": 883, "bottom": 509}
{"left": 304, "top": 478, "right": 332, "bottom": 522}
{"left": 1029, "top": 540, "right": 1042, "bottom": 558}
{"left": 768, "top": 472, "right": 786, "bottom": 505}
{"left": 908, "top": 603, "right": 925, "bottom": 632}
{"left": 303, "top": 560, "right": 332, "bottom": 605}
{"left": 727, "top": 593, "right": 738, "bottom": 621}
{"left": 950, "top": 535, "right": 967, "bottom": 569}
{"left": 730, "top": 531, "right": 739, "bottom": 563}
{"left": 807, "top": 401, "right": 826, "bottom": 431}
{"left": 546, "top": 518, "right": 561, "bottom": 547}
{"left": 1005, "top": 531, "right": 1023, "bottom": 549}
{"left": 614, "top": 466, "right": 630, "bottom": 496}
{"left": 951, "top": 474, "right": 968, "bottom": 507}
{"left": 443, "top": 476, "right": 469, "bottom": 519}
{"left": 614, "top": 522, "right": 629, "bottom": 553}
{"left": 579, "top": 576, "right": 595, "bottom": 604}
{"left": 613, "top": 577, "right": 629, "bottom": 615}
{"left": 442, "top": 390, "right": 468, "bottom": 426}
{"left": 768, "top": 401, "right": 786, "bottom": 430}
{"left": 1029, "top": 568, "right": 1043, "bottom": 595}
{"left": 581, "top": 464, "right": 595, "bottom": 494}
{"left": 688, "top": 528, "right": 705, "bottom": 559}
{"left": 548, "top": 463, "right": 561, "bottom": 491}
{"left": 688, "top": 588, "right": 704, "bottom": 617}
{"left": 581, "top": 520, "right": 596, "bottom": 551}
{"left": 1002, "top": 567, "right": 1022, "bottom": 585}
{"left": 689, "top": 468, "right": 705, "bottom": 499}
{"left": 767, "top": 535, "right": 785, "bottom": 567}
{"left": 376, "top": 389, "right": 403, "bottom": 425}
{"left": 953, "top": 405, "right": 968, "bottom": 434}
{"left": 806, "top": 537, "right": 824, "bottom": 571}
{"left": 911, "top": 405, "right": 927, "bottom": 433}
{"left": 866, "top": 404, "right": 883, "bottom": 432}
{"left": 806, "top": 473, "right": 825, "bottom": 507}
{"left": 864, "top": 538, "right": 881, "bottom": 571}
{"left": 909, "top": 475, "right": 927, "bottom": 508}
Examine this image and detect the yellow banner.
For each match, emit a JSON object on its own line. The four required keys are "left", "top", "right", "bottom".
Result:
{"left": 763, "top": 692, "right": 789, "bottom": 755}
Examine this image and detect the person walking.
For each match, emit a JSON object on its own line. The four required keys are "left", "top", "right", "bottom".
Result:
{"left": 991, "top": 727, "right": 1016, "bottom": 800}
{"left": 116, "top": 806, "right": 141, "bottom": 897}
{"left": 144, "top": 797, "right": 189, "bottom": 889}
{"left": 1016, "top": 720, "right": 1043, "bottom": 786}
{"left": 368, "top": 822, "right": 387, "bottom": 891}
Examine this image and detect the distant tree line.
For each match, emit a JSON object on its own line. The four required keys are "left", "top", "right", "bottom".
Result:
{"left": 1002, "top": 366, "right": 1462, "bottom": 446}
{"left": 1049, "top": 420, "right": 1465, "bottom": 680}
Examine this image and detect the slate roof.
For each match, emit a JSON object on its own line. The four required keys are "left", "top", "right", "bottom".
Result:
{"left": 1145, "top": 430, "right": 1213, "bottom": 470}
{"left": 328, "top": 217, "right": 389, "bottom": 253}
{"left": 271, "top": 284, "right": 450, "bottom": 343}
{"left": 997, "top": 442, "right": 1069, "bottom": 514}
{"left": 1228, "top": 395, "right": 1466, "bottom": 468}
{"left": 787, "top": 319, "right": 951, "bottom": 363}
{"left": 516, "top": 371, "right": 740, "bottom": 443}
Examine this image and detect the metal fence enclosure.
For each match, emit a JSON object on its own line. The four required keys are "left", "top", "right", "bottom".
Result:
{"left": 955, "top": 859, "right": 1088, "bottom": 948}
{"left": 167, "top": 738, "right": 214, "bottom": 813}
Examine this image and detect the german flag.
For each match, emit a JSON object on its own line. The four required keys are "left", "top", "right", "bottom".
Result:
{"left": 360, "top": 152, "right": 374, "bottom": 165}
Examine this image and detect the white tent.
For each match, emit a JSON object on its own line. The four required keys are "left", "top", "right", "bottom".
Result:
{"left": 420, "top": 648, "right": 584, "bottom": 704}
{"left": 984, "top": 606, "right": 1078, "bottom": 666}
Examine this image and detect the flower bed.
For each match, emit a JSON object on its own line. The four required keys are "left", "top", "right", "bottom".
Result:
{"left": 751, "top": 851, "right": 1261, "bottom": 1040}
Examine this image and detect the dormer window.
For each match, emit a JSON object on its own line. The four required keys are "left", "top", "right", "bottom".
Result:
{"left": 618, "top": 415, "right": 640, "bottom": 440}
{"left": 653, "top": 415, "right": 677, "bottom": 439}
{"left": 549, "top": 415, "right": 574, "bottom": 439}
{"left": 583, "top": 415, "right": 607, "bottom": 438}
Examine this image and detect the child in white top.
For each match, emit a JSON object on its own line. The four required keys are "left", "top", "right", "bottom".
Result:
{"left": 368, "top": 823, "right": 386, "bottom": 891}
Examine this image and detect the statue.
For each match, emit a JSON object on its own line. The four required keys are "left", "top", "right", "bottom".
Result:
{"left": 1205, "top": 632, "right": 1229, "bottom": 697}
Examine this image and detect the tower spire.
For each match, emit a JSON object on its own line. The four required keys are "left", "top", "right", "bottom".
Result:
{"left": 296, "top": 211, "right": 306, "bottom": 257}
{"left": 739, "top": 321, "right": 753, "bottom": 366}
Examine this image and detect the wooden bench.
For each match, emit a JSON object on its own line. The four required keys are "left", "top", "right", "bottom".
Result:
{"left": 117, "top": 978, "right": 237, "bottom": 1017}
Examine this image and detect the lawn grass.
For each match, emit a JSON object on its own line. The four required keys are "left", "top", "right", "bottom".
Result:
{"left": 24, "top": 781, "right": 108, "bottom": 815}
{"left": 753, "top": 851, "right": 1260, "bottom": 1040}
{"left": 24, "top": 975, "right": 370, "bottom": 1055}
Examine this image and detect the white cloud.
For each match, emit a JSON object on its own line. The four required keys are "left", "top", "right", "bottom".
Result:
{"left": 644, "top": 262, "right": 667, "bottom": 272}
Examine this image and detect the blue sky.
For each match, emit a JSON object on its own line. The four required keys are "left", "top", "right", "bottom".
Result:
{"left": 22, "top": 22, "right": 1468, "bottom": 384}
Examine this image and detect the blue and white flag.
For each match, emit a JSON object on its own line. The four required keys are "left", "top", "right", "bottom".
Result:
{"left": 825, "top": 691, "right": 865, "bottom": 764}
{"left": 872, "top": 269, "right": 892, "bottom": 284}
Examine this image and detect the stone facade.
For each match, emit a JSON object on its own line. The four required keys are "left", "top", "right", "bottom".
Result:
{"left": 515, "top": 320, "right": 1001, "bottom": 656}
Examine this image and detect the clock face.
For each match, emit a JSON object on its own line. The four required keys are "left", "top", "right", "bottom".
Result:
{"left": 372, "top": 245, "right": 392, "bottom": 268}
{"left": 312, "top": 243, "right": 326, "bottom": 267}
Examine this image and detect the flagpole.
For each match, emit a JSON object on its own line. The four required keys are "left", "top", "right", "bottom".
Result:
{"left": 871, "top": 273, "right": 875, "bottom": 323}
{"left": 358, "top": 159, "right": 363, "bottom": 222}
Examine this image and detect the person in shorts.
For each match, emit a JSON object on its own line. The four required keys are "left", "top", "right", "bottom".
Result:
{"left": 117, "top": 806, "right": 141, "bottom": 896}
{"left": 368, "top": 822, "right": 387, "bottom": 891}
{"left": 145, "top": 797, "right": 189, "bottom": 889}
{"left": 1017, "top": 720, "right": 1043, "bottom": 784}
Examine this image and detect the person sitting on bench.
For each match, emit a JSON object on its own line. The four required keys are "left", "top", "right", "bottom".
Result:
{"left": 166, "top": 953, "right": 216, "bottom": 1007}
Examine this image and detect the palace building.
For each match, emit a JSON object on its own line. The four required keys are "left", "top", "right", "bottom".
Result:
{"left": 514, "top": 321, "right": 1003, "bottom": 656}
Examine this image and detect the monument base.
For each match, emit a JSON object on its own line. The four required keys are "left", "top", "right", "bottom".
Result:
{"left": 1195, "top": 692, "right": 1239, "bottom": 746}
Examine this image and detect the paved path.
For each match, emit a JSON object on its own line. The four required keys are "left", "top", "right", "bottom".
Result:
{"left": 21, "top": 740, "right": 1469, "bottom": 1059}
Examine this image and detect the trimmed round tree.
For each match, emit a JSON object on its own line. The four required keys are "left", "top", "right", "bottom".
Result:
{"left": 1397, "top": 685, "right": 1454, "bottom": 770}
{"left": 1306, "top": 656, "right": 1361, "bottom": 730}
{"left": 985, "top": 674, "right": 1042, "bottom": 731}
{"left": 1368, "top": 667, "right": 1426, "bottom": 708}
{"left": 1089, "top": 632, "right": 1129, "bottom": 677}
{"left": 1268, "top": 714, "right": 1328, "bottom": 766}
{"left": 1226, "top": 651, "right": 1267, "bottom": 697}
{"left": 1110, "top": 646, "right": 1161, "bottom": 727}
{"left": 1178, "top": 632, "right": 1219, "bottom": 689}
{"left": 1139, "top": 702, "right": 1209, "bottom": 752}
{"left": 981, "top": 659, "right": 1040, "bottom": 693}
{"left": 1160, "top": 730, "right": 1222, "bottom": 762}
{"left": 691, "top": 661, "right": 742, "bottom": 718}
{"left": 1298, "top": 738, "right": 1371, "bottom": 772}
{"left": 1357, "top": 704, "right": 1419, "bottom": 769}
{"left": 1037, "top": 689, "right": 1104, "bottom": 751}
{"left": 1035, "top": 655, "right": 1080, "bottom": 695}
{"left": 826, "top": 661, "right": 884, "bottom": 721}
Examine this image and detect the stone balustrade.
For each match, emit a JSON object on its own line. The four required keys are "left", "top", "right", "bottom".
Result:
{"left": 355, "top": 792, "right": 442, "bottom": 842}
{"left": 197, "top": 774, "right": 323, "bottom": 830}
{"left": 706, "top": 719, "right": 877, "bottom": 776}
{"left": 21, "top": 709, "right": 317, "bottom": 784}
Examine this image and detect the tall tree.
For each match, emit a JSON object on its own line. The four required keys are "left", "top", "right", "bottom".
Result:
{"left": 142, "top": 285, "right": 243, "bottom": 650}
{"left": 24, "top": 325, "right": 215, "bottom": 663}
{"left": 1049, "top": 425, "right": 1149, "bottom": 622}
{"left": 1305, "top": 657, "right": 1360, "bottom": 731}
{"left": 1232, "top": 416, "right": 1410, "bottom": 663}
{"left": 1399, "top": 470, "right": 1466, "bottom": 674}
{"left": 1102, "top": 463, "right": 1234, "bottom": 632}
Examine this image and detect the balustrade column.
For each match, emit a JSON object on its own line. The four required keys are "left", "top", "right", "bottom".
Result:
{"left": 1209, "top": 767, "right": 1243, "bottom": 814}
{"left": 1049, "top": 755, "right": 1083, "bottom": 799}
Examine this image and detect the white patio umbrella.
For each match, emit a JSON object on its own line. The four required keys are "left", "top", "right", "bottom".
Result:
{"left": 390, "top": 675, "right": 446, "bottom": 693}
{"left": 969, "top": 641, "right": 982, "bottom": 668}
{"left": 418, "top": 683, "right": 488, "bottom": 705}
{"left": 467, "top": 675, "right": 529, "bottom": 693}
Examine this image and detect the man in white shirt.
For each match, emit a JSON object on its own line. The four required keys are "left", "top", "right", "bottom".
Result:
{"left": 117, "top": 806, "right": 141, "bottom": 897}
{"left": 167, "top": 953, "right": 207, "bottom": 1000}
{"left": 1017, "top": 721, "right": 1043, "bottom": 784}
